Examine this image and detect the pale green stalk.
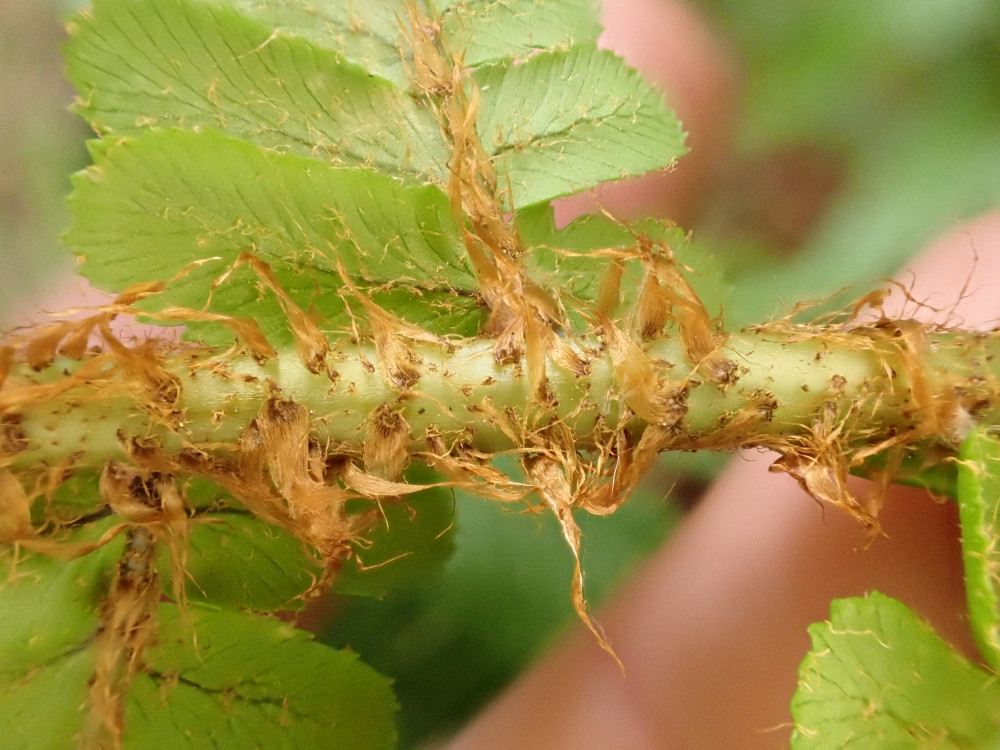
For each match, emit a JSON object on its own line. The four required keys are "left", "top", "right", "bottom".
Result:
{"left": 6, "top": 326, "right": 999, "bottom": 475}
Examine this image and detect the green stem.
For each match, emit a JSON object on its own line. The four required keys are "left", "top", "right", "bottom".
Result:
{"left": 5, "top": 324, "right": 999, "bottom": 480}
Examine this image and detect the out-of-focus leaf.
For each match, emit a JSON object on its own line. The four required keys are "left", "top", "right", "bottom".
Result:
{"left": 127, "top": 604, "right": 398, "bottom": 750}
{"left": 157, "top": 511, "right": 318, "bottom": 611}
{"left": 0, "top": 530, "right": 121, "bottom": 675}
{"left": 0, "top": 649, "right": 95, "bottom": 750}
{"left": 324, "top": 485, "right": 682, "bottom": 746}
{"left": 336, "top": 467, "right": 456, "bottom": 598}
{"left": 692, "top": 1, "right": 1000, "bottom": 328}
{"left": 32, "top": 468, "right": 104, "bottom": 522}
{"left": 0, "top": 531, "right": 123, "bottom": 749}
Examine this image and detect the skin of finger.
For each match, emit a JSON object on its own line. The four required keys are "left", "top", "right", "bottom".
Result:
{"left": 446, "top": 213, "right": 1000, "bottom": 749}
{"left": 883, "top": 210, "right": 1000, "bottom": 326}
{"left": 3, "top": 273, "right": 179, "bottom": 344}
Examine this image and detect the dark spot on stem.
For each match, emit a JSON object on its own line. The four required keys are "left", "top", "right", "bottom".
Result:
{"left": 0, "top": 414, "right": 27, "bottom": 454}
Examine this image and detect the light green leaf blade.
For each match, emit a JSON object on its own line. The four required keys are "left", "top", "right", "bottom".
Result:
{"left": 216, "top": 0, "right": 601, "bottom": 87}
{"left": 517, "top": 205, "right": 647, "bottom": 332}
{"left": 439, "top": 0, "right": 602, "bottom": 67}
{"left": 128, "top": 604, "right": 397, "bottom": 750}
{"left": 518, "top": 204, "right": 644, "bottom": 300}
{"left": 215, "top": 0, "right": 414, "bottom": 87}
{"left": 156, "top": 477, "right": 321, "bottom": 612}
{"left": 791, "top": 592, "right": 1000, "bottom": 749}
{"left": 187, "top": 263, "right": 485, "bottom": 347}
{"left": 66, "top": 128, "right": 478, "bottom": 343}
{"left": 65, "top": 0, "right": 447, "bottom": 180}
{"left": 958, "top": 424, "right": 1000, "bottom": 671}
{"left": 516, "top": 204, "right": 728, "bottom": 332}
{"left": 475, "top": 44, "right": 687, "bottom": 208}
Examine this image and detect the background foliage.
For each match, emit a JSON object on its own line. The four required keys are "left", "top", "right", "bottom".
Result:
{"left": 2, "top": 2, "right": 999, "bottom": 747}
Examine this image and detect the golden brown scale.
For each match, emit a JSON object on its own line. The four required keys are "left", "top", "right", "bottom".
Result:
{"left": 395, "top": 0, "right": 769, "bottom": 648}
{"left": 423, "top": 428, "right": 527, "bottom": 501}
{"left": 404, "top": 0, "right": 582, "bottom": 405}
{"left": 596, "top": 259, "right": 625, "bottom": 318}
{"left": 524, "top": 452, "right": 622, "bottom": 670}
{"left": 100, "top": 325, "right": 180, "bottom": 412}
{"left": 637, "top": 235, "right": 735, "bottom": 384}
{"left": 251, "top": 397, "right": 360, "bottom": 563}
{"left": 211, "top": 252, "right": 332, "bottom": 376}
{"left": 0, "top": 355, "right": 110, "bottom": 414}
{"left": 0, "top": 468, "right": 31, "bottom": 545}
{"left": 336, "top": 260, "right": 448, "bottom": 391}
{"left": 683, "top": 391, "right": 778, "bottom": 452}
{"left": 364, "top": 403, "right": 410, "bottom": 481}
{"left": 82, "top": 463, "right": 197, "bottom": 750}
{"left": 153, "top": 306, "right": 276, "bottom": 363}
{"left": 600, "top": 313, "right": 688, "bottom": 428}
{"left": 84, "top": 523, "right": 160, "bottom": 750}
{"left": 769, "top": 399, "right": 877, "bottom": 529}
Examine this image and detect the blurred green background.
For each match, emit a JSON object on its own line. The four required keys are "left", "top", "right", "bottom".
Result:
{"left": 2, "top": 1, "right": 999, "bottom": 747}
{"left": 699, "top": 0, "right": 1000, "bottom": 326}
